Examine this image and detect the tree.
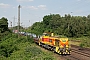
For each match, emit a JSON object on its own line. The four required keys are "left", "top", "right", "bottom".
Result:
{"left": 0, "top": 17, "right": 8, "bottom": 33}
{"left": 31, "top": 22, "right": 45, "bottom": 35}
{"left": 28, "top": 14, "right": 90, "bottom": 37}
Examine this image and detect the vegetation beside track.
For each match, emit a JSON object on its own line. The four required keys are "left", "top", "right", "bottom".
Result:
{"left": 0, "top": 33, "right": 57, "bottom": 60}
{"left": 69, "top": 37, "right": 90, "bottom": 48}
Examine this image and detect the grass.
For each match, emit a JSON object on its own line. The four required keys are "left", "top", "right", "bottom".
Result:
{"left": 69, "top": 41, "right": 80, "bottom": 46}
{"left": 69, "top": 36, "right": 90, "bottom": 48}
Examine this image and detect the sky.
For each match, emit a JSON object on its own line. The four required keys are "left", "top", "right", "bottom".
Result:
{"left": 0, "top": 0, "right": 90, "bottom": 27}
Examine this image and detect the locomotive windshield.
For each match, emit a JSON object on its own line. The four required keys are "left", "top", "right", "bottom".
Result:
{"left": 62, "top": 40, "right": 66, "bottom": 42}
{"left": 43, "top": 33, "right": 50, "bottom": 36}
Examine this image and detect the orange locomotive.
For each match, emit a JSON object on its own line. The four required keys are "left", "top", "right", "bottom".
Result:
{"left": 34, "top": 32, "right": 71, "bottom": 54}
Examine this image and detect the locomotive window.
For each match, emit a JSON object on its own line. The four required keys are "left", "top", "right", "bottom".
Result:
{"left": 49, "top": 39, "right": 52, "bottom": 42}
{"left": 45, "top": 34, "right": 48, "bottom": 36}
{"left": 62, "top": 40, "right": 66, "bottom": 42}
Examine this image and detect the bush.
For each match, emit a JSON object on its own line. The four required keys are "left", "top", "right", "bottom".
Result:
{"left": 0, "top": 33, "right": 56, "bottom": 60}
{"left": 79, "top": 43, "right": 84, "bottom": 48}
{"left": 25, "top": 46, "right": 42, "bottom": 57}
{"left": 27, "top": 36, "right": 34, "bottom": 43}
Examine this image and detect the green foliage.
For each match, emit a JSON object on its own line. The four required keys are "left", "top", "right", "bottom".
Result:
{"left": 7, "top": 44, "right": 56, "bottom": 60}
{"left": 79, "top": 37, "right": 90, "bottom": 47}
{"left": 25, "top": 46, "right": 42, "bottom": 59}
{"left": 79, "top": 43, "right": 84, "bottom": 48}
{"left": 29, "top": 14, "right": 90, "bottom": 38}
{"left": 71, "top": 37, "right": 90, "bottom": 47}
{"left": 0, "top": 33, "right": 56, "bottom": 60}
{"left": 30, "top": 22, "right": 45, "bottom": 35}
{"left": 43, "top": 56, "right": 54, "bottom": 60}
{"left": 0, "top": 17, "right": 10, "bottom": 41}
{"left": 0, "top": 17, "right": 9, "bottom": 33}
{"left": 0, "top": 34, "right": 19, "bottom": 57}
{"left": 27, "top": 35, "right": 34, "bottom": 43}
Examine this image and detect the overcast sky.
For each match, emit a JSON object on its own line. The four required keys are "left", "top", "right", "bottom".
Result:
{"left": 0, "top": 0, "right": 90, "bottom": 27}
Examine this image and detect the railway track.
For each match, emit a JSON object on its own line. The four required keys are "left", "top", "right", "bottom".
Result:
{"left": 37, "top": 44, "right": 90, "bottom": 60}
{"left": 34, "top": 37, "right": 90, "bottom": 60}
{"left": 71, "top": 48, "right": 90, "bottom": 57}
{"left": 71, "top": 44, "right": 90, "bottom": 51}
{"left": 71, "top": 44, "right": 90, "bottom": 55}
{"left": 54, "top": 44, "right": 90, "bottom": 60}
{"left": 67, "top": 45, "right": 90, "bottom": 60}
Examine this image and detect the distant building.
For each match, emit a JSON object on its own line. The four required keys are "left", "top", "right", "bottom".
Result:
{"left": 13, "top": 30, "right": 18, "bottom": 33}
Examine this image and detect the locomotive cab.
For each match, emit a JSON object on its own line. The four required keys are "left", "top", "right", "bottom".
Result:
{"left": 54, "top": 38, "right": 71, "bottom": 54}
{"left": 60, "top": 38, "right": 71, "bottom": 54}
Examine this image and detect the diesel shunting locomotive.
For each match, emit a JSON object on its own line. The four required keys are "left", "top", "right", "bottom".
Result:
{"left": 34, "top": 32, "right": 71, "bottom": 54}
